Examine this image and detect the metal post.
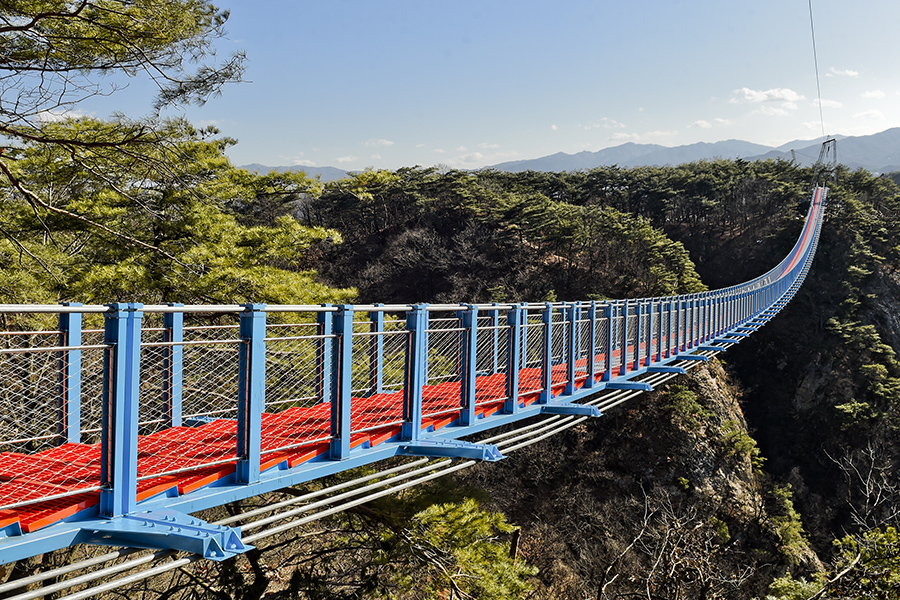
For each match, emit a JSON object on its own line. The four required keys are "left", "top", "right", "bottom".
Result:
{"left": 316, "top": 306, "right": 333, "bottom": 404}
{"left": 504, "top": 305, "right": 523, "bottom": 414}
{"left": 369, "top": 304, "right": 384, "bottom": 396}
{"left": 539, "top": 303, "right": 553, "bottom": 403}
{"left": 585, "top": 301, "right": 597, "bottom": 389}
{"left": 163, "top": 303, "right": 183, "bottom": 428}
{"left": 490, "top": 304, "right": 500, "bottom": 375}
{"left": 564, "top": 303, "right": 577, "bottom": 395}
{"left": 332, "top": 305, "right": 355, "bottom": 456}
{"left": 58, "top": 302, "right": 82, "bottom": 445}
{"left": 100, "top": 303, "right": 143, "bottom": 518}
{"left": 602, "top": 303, "right": 614, "bottom": 382}
{"left": 401, "top": 304, "right": 427, "bottom": 441}
{"left": 458, "top": 305, "right": 478, "bottom": 426}
{"left": 621, "top": 300, "right": 630, "bottom": 375}
{"left": 632, "top": 301, "right": 642, "bottom": 372}
{"left": 237, "top": 304, "right": 266, "bottom": 484}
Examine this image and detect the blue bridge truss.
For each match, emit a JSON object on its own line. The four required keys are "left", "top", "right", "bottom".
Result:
{"left": 0, "top": 185, "right": 826, "bottom": 567}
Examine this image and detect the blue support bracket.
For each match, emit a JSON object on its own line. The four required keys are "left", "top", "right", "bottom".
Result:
{"left": 722, "top": 331, "right": 751, "bottom": 338}
{"left": 100, "top": 303, "right": 143, "bottom": 518}
{"left": 399, "top": 439, "right": 504, "bottom": 462}
{"left": 646, "top": 365, "right": 687, "bottom": 374}
{"left": 675, "top": 353, "right": 710, "bottom": 361}
{"left": 734, "top": 326, "right": 758, "bottom": 332}
{"left": 402, "top": 304, "right": 428, "bottom": 440}
{"left": 84, "top": 510, "right": 251, "bottom": 562}
{"left": 540, "top": 403, "right": 602, "bottom": 417}
{"left": 237, "top": 304, "right": 266, "bottom": 484}
{"left": 605, "top": 381, "right": 654, "bottom": 392}
{"left": 699, "top": 344, "right": 731, "bottom": 352}
{"left": 333, "top": 305, "right": 356, "bottom": 456}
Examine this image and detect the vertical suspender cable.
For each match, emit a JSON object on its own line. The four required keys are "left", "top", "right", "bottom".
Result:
{"left": 808, "top": 0, "right": 826, "bottom": 140}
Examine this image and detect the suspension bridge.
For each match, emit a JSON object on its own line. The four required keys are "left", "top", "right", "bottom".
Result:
{"left": 0, "top": 177, "right": 826, "bottom": 587}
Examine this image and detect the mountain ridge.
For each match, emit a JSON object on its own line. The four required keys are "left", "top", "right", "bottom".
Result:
{"left": 240, "top": 127, "right": 900, "bottom": 179}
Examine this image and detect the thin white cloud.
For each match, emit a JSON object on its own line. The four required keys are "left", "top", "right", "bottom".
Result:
{"left": 456, "top": 146, "right": 467, "bottom": 152}
{"left": 582, "top": 117, "right": 626, "bottom": 130}
{"left": 814, "top": 99, "right": 843, "bottom": 108}
{"left": 453, "top": 152, "right": 485, "bottom": 165}
{"left": 714, "top": 118, "right": 731, "bottom": 126}
{"left": 754, "top": 105, "right": 790, "bottom": 117}
{"left": 853, "top": 109, "right": 885, "bottom": 120}
{"left": 36, "top": 108, "right": 91, "bottom": 122}
{"left": 827, "top": 67, "right": 859, "bottom": 77}
{"left": 609, "top": 132, "right": 640, "bottom": 142}
{"left": 370, "top": 154, "right": 382, "bottom": 160}
{"left": 551, "top": 124, "right": 558, "bottom": 131}
{"left": 862, "top": 90, "right": 885, "bottom": 99}
{"left": 336, "top": 155, "right": 358, "bottom": 163}
{"left": 691, "top": 120, "right": 712, "bottom": 129}
{"left": 292, "top": 159, "right": 317, "bottom": 167}
{"left": 478, "top": 142, "right": 500, "bottom": 149}
{"left": 730, "top": 87, "right": 805, "bottom": 104}
{"left": 433, "top": 148, "right": 445, "bottom": 154}
{"left": 364, "top": 138, "right": 394, "bottom": 147}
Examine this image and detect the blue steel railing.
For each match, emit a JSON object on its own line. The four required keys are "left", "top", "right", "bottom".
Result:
{"left": 0, "top": 186, "right": 825, "bottom": 563}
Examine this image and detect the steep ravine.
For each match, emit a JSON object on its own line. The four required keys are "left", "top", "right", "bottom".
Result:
{"left": 455, "top": 361, "right": 819, "bottom": 599}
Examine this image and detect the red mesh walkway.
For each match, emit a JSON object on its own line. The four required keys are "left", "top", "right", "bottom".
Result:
{"left": 0, "top": 348, "right": 650, "bottom": 534}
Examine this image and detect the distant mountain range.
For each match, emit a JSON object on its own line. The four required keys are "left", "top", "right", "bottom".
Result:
{"left": 241, "top": 127, "right": 900, "bottom": 180}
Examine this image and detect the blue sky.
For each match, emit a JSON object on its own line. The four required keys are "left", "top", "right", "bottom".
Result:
{"left": 81, "top": 0, "right": 900, "bottom": 170}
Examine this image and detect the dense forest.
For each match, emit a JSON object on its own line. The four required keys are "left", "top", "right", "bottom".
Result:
{"left": 3, "top": 2, "right": 900, "bottom": 598}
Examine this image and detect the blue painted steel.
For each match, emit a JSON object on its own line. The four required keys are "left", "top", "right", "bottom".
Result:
{"left": 504, "top": 305, "right": 523, "bottom": 414}
{"left": 332, "top": 305, "right": 355, "bottom": 457}
{"left": 565, "top": 303, "right": 577, "bottom": 395}
{"left": 402, "top": 304, "right": 427, "bottom": 441}
{"left": 85, "top": 509, "right": 250, "bottom": 561}
{"left": 0, "top": 186, "right": 828, "bottom": 565}
{"left": 163, "top": 304, "right": 184, "bottom": 428}
{"left": 237, "top": 304, "right": 266, "bottom": 484}
{"left": 316, "top": 306, "right": 333, "bottom": 405}
{"left": 369, "top": 304, "right": 385, "bottom": 395}
{"left": 58, "top": 302, "right": 82, "bottom": 445}
{"left": 541, "top": 403, "right": 602, "bottom": 417}
{"left": 400, "top": 439, "right": 504, "bottom": 462}
{"left": 585, "top": 301, "right": 598, "bottom": 389}
{"left": 539, "top": 303, "right": 553, "bottom": 403}
{"left": 100, "top": 303, "right": 143, "bottom": 518}
{"left": 458, "top": 305, "right": 478, "bottom": 426}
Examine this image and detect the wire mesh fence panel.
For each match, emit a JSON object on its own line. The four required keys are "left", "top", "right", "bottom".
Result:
{"left": 650, "top": 311, "right": 660, "bottom": 360}
{"left": 0, "top": 332, "right": 64, "bottom": 453}
{"left": 594, "top": 317, "right": 609, "bottom": 376}
{"left": 610, "top": 314, "right": 623, "bottom": 372}
{"left": 522, "top": 311, "right": 543, "bottom": 370}
{"left": 575, "top": 314, "right": 590, "bottom": 378}
{"left": 640, "top": 312, "right": 651, "bottom": 365}
{"left": 0, "top": 327, "right": 108, "bottom": 513}
{"left": 519, "top": 316, "right": 544, "bottom": 401}
{"left": 265, "top": 322, "right": 324, "bottom": 411}
{"left": 474, "top": 315, "right": 502, "bottom": 375}
{"left": 80, "top": 329, "right": 106, "bottom": 443}
{"left": 259, "top": 318, "right": 336, "bottom": 462}
{"left": 474, "top": 321, "right": 508, "bottom": 409}
{"left": 380, "top": 321, "right": 408, "bottom": 392}
{"left": 138, "top": 319, "right": 171, "bottom": 436}
{"left": 181, "top": 325, "right": 241, "bottom": 422}
{"left": 626, "top": 314, "right": 638, "bottom": 367}
{"left": 420, "top": 315, "right": 464, "bottom": 423}
{"left": 550, "top": 309, "right": 567, "bottom": 366}
{"left": 349, "top": 325, "right": 408, "bottom": 436}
